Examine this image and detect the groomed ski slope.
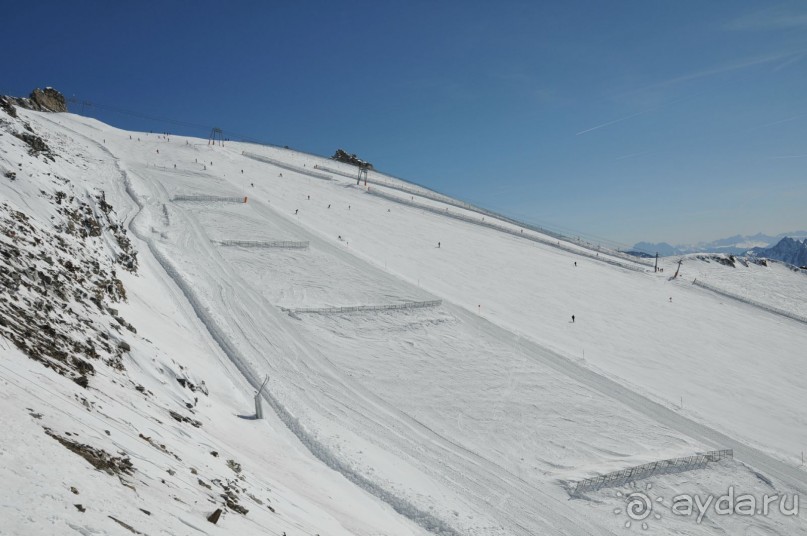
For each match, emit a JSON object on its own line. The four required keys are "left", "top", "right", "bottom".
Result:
{"left": 0, "top": 111, "right": 424, "bottom": 535}
{"left": 11, "top": 109, "right": 807, "bottom": 535}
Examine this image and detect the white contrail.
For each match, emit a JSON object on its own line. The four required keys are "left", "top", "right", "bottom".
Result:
{"left": 773, "top": 53, "right": 804, "bottom": 72}
{"left": 747, "top": 111, "right": 807, "bottom": 131}
{"left": 575, "top": 110, "right": 650, "bottom": 136}
{"left": 615, "top": 150, "right": 652, "bottom": 161}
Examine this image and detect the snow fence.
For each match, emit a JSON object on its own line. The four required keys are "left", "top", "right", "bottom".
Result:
{"left": 366, "top": 188, "right": 646, "bottom": 273}
{"left": 215, "top": 240, "right": 309, "bottom": 249}
{"left": 171, "top": 195, "right": 246, "bottom": 203}
{"left": 571, "top": 449, "right": 734, "bottom": 495}
{"left": 284, "top": 300, "right": 442, "bottom": 315}
{"left": 242, "top": 151, "right": 333, "bottom": 181}
{"left": 692, "top": 279, "right": 807, "bottom": 325}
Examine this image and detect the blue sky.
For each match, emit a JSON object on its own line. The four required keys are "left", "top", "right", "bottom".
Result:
{"left": 2, "top": 1, "right": 806, "bottom": 247}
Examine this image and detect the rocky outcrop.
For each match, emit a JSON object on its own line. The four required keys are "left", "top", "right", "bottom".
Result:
{"left": 4, "top": 87, "right": 68, "bottom": 113}
{"left": 30, "top": 87, "right": 68, "bottom": 112}
{"left": 0, "top": 96, "right": 18, "bottom": 118}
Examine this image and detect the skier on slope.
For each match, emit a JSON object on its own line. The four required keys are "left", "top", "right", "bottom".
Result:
{"left": 572, "top": 315, "right": 575, "bottom": 323}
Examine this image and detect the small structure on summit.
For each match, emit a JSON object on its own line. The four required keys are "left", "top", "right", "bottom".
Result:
{"left": 332, "top": 148, "right": 373, "bottom": 169}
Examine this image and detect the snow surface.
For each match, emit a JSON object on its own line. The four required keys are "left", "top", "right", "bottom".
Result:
{"left": 681, "top": 254, "right": 807, "bottom": 319}
{"left": 1, "top": 107, "right": 805, "bottom": 535}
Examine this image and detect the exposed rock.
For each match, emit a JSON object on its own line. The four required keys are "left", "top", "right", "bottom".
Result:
{"left": 13, "top": 131, "right": 54, "bottom": 160}
{"left": 139, "top": 433, "right": 181, "bottom": 461}
{"left": 44, "top": 428, "right": 134, "bottom": 476}
{"left": 169, "top": 409, "right": 202, "bottom": 428}
{"left": 695, "top": 254, "right": 735, "bottom": 268}
{"left": 226, "top": 459, "right": 242, "bottom": 474}
{"left": 3, "top": 88, "right": 67, "bottom": 114}
{"left": 25, "top": 88, "right": 68, "bottom": 113}
{"left": 108, "top": 516, "right": 143, "bottom": 535}
{"left": 0, "top": 96, "right": 17, "bottom": 118}
{"left": 0, "top": 201, "right": 135, "bottom": 387}
{"left": 225, "top": 497, "right": 249, "bottom": 515}
{"left": 207, "top": 508, "right": 223, "bottom": 524}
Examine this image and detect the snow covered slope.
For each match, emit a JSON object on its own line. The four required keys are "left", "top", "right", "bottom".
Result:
{"left": 675, "top": 253, "right": 807, "bottom": 320}
{"left": 2, "top": 105, "right": 805, "bottom": 535}
{"left": 0, "top": 106, "right": 424, "bottom": 536}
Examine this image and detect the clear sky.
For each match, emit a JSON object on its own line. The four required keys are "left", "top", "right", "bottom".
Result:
{"left": 2, "top": 1, "right": 805, "bottom": 247}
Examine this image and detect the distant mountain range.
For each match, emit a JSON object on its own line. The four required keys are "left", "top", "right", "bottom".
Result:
{"left": 631, "top": 231, "right": 807, "bottom": 258}
{"left": 748, "top": 237, "right": 807, "bottom": 268}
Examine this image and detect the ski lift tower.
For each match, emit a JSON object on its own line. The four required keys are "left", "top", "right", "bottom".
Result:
{"left": 357, "top": 164, "right": 368, "bottom": 186}
{"left": 209, "top": 127, "right": 224, "bottom": 146}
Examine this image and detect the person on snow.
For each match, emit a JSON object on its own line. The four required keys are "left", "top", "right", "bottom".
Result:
{"left": 571, "top": 315, "right": 575, "bottom": 323}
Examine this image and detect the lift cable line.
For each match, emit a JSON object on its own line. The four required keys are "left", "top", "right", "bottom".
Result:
{"left": 63, "top": 95, "right": 277, "bottom": 147}
{"left": 65, "top": 96, "right": 214, "bottom": 133}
